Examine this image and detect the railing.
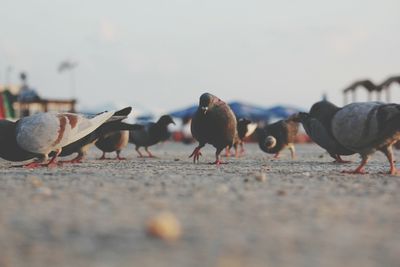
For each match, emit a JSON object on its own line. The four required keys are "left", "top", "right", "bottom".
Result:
{"left": 13, "top": 99, "right": 77, "bottom": 118}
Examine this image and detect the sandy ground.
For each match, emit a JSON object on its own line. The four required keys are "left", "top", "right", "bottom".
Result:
{"left": 0, "top": 142, "right": 399, "bottom": 267}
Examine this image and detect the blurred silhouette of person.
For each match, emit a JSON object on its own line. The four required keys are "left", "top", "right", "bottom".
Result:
{"left": 18, "top": 72, "right": 40, "bottom": 102}
{"left": 18, "top": 72, "right": 40, "bottom": 116}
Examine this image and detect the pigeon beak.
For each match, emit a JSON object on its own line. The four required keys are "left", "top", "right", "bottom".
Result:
{"left": 201, "top": 106, "right": 208, "bottom": 114}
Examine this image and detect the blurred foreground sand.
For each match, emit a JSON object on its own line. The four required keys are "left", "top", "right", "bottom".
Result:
{"left": 0, "top": 143, "right": 399, "bottom": 267}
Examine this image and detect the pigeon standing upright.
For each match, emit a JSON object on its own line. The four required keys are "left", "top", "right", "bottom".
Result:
{"left": 95, "top": 131, "right": 130, "bottom": 160}
{"left": 190, "top": 93, "right": 237, "bottom": 164}
{"left": 129, "top": 115, "right": 175, "bottom": 158}
{"left": 256, "top": 117, "right": 299, "bottom": 159}
{"left": 330, "top": 102, "right": 400, "bottom": 174}
{"left": 295, "top": 101, "right": 355, "bottom": 163}
{"left": 2, "top": 110, "right": 115, "bottom": 167}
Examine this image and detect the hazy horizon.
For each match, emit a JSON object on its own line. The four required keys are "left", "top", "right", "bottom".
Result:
{"left": 1, "top": 0, "right": 400, "bottom": 113}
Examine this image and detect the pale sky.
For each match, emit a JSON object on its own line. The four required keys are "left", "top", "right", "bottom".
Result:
{"left": 1, "top": 0, "right": 399, "bottom": 113}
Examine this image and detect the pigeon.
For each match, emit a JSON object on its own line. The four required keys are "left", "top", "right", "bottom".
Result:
{"left": 53, "top": 107, "right": 143, "bottom": 163}
{"left": 225, "top": 118, "right": 257, "bottom": 157}
{"left": 295, "top": 101, "right": 355, "bottom": 163}
{"left": 256, "top": 117, "right": 299, "bottom": 159}
{"left": 330, "top": 102, "right": 400, "bottom": 174}
{"left": 190, "top": 93, "right": 237, "bottom": 164}
{"left": 0, "top": 110, "right": 115, "bottom": 167}
{"left": 129, "top": 115, "right": 175, "bottom": 157}
{"left": 0, "top": 120, "right": 41, "bottom": 162}
{"left": 95, "top": 131, "right": 130, "bottom": 160}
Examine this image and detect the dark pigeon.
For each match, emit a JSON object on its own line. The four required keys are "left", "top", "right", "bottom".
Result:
{"left": 256, "top": 117, "right": 299, "bottom": 159}
{"left": 95, "top": 131, "right": 130, "bottom": 160}
{"left": 0, "top": 120, "right": 41, "bottom": 162}
{"left": 53, "top": 107, "right": 143, "bottom": 163}
{"left": 129, "top": 115, "right": 175, "bottom": 158}
{"left": 330, "top": 102, "right": 400, "bottom": 174}
{"left": 190, "top": 93, "right": 237, "bottom": 164}
{"left": 295, "top": 101, "right": 354, "bottom": 163}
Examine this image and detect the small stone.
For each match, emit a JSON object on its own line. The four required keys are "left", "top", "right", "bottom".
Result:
{"left": 255, "top": 172, "right": 267, "bottom": 182}
{"left": 28, "top": 176, "right": 43, "bottom": 188}
{"left": 216, "top": 184, "right": 229, "bottom": 194}
{"left": 277, "top": 190, "right": 286, "bottom": 196}
{"left": 146, "top": 211, "right": 182, "bottom": 241}
{"left": 35, "top": 187, "right": 52, "bottom": 197}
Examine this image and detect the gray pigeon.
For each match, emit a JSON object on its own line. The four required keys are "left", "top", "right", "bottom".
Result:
{"left": 256, "top": 117, "right": 299, "bottom": 159}
{"left": 330, "top": 101, "right": 400, "bottom": 174}
{"left": 95, "top": 131, "right": 130, "bottom": 160}
{"left": 190, "top": 93, "right": 237, "bottom": 164}
{"left": 129, "top": 115, "right": 175, "bottom": 158}
{"left": 295, "top": 101, "right": 355, "bottom": 163}
{"left": 6, "top": 110, "right": 114, "bottom": 168}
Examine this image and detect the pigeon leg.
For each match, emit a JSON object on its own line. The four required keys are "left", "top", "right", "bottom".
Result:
{"left": 145, "top": 147, "right": 156, "bottom": 158}
{"left": 135, "top": 146, "right": 144, "bottom": 157}
{"left": 342, "top": 155, "right": 369, "bottom": 174}
{"left": 225, "top": 146, "right": 231, "bottom": 157}
{"left": 189, "top": 144, "right": 204, "bottom": 163}
{"left": 22, "top": 155, "right": 47, "bottom": 168}
{"left": 42, "top": 149, "right": 62, "bottom": 168}
{"left": 239, "top": 142, "right": 245, "bottom": 155}
{"left": 115, "top": 150, "right": 126, "bottom": 160}
{"left": 98, "top": 152, "right": 108, "bottom": 160}
{"left": 234, "top": 144, "right": 240, "bottom": 158}
{"left": 381, "top": 146, "right": 397, "bottom": 175}
{"left": 210, "top": 148, "right": 226, "bottom": 165}
{"left": 333, "top": 155, "right": 351, "bottom": 164}
{"left": 273, "top": 152, "right": 280, "bottom": 159}
{"left": 288, "top": 144, "right": 296, "bottom": 159}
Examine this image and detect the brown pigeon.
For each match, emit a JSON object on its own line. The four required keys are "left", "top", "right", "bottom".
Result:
{"left": 95, "top": 130, "right": 130, "bottom": 160}
{"left": 190, "top": 93, "right": 237, "bottom": 164}
{"left": 256, "top": 117, "right": 299, "bottom": 159}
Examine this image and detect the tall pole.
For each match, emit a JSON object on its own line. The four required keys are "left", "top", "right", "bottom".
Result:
{"left": 70, "top": 68, "right": 76, "bottom": 98}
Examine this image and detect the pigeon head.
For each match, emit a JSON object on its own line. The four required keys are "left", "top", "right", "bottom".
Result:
{"left": 309, "top": 101, "right": 340, "bottom": 121}
{"left": 265, "top": 136, "right": 277, "bottom": 149}
{"left": 292, "top": 112, "right": 309, "bottom": 123}
{"left": 199, "top": 93, "right": 218, "bottom": 114}
{"left": 157, "top": 115, "right": 175, "bottom": 126}
{"left": 238, "top": 118, "right": 252, "bottom": 126}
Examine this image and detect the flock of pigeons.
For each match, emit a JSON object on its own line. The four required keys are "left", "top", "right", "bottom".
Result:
{"left": 0, "top": 108, "right": 175, "bottom": 167}
{"left": 189, "top": 93, "right": 400, "bottom": 175}
{"left": 0, "top": 92, "right": 399, "bottom": 175}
